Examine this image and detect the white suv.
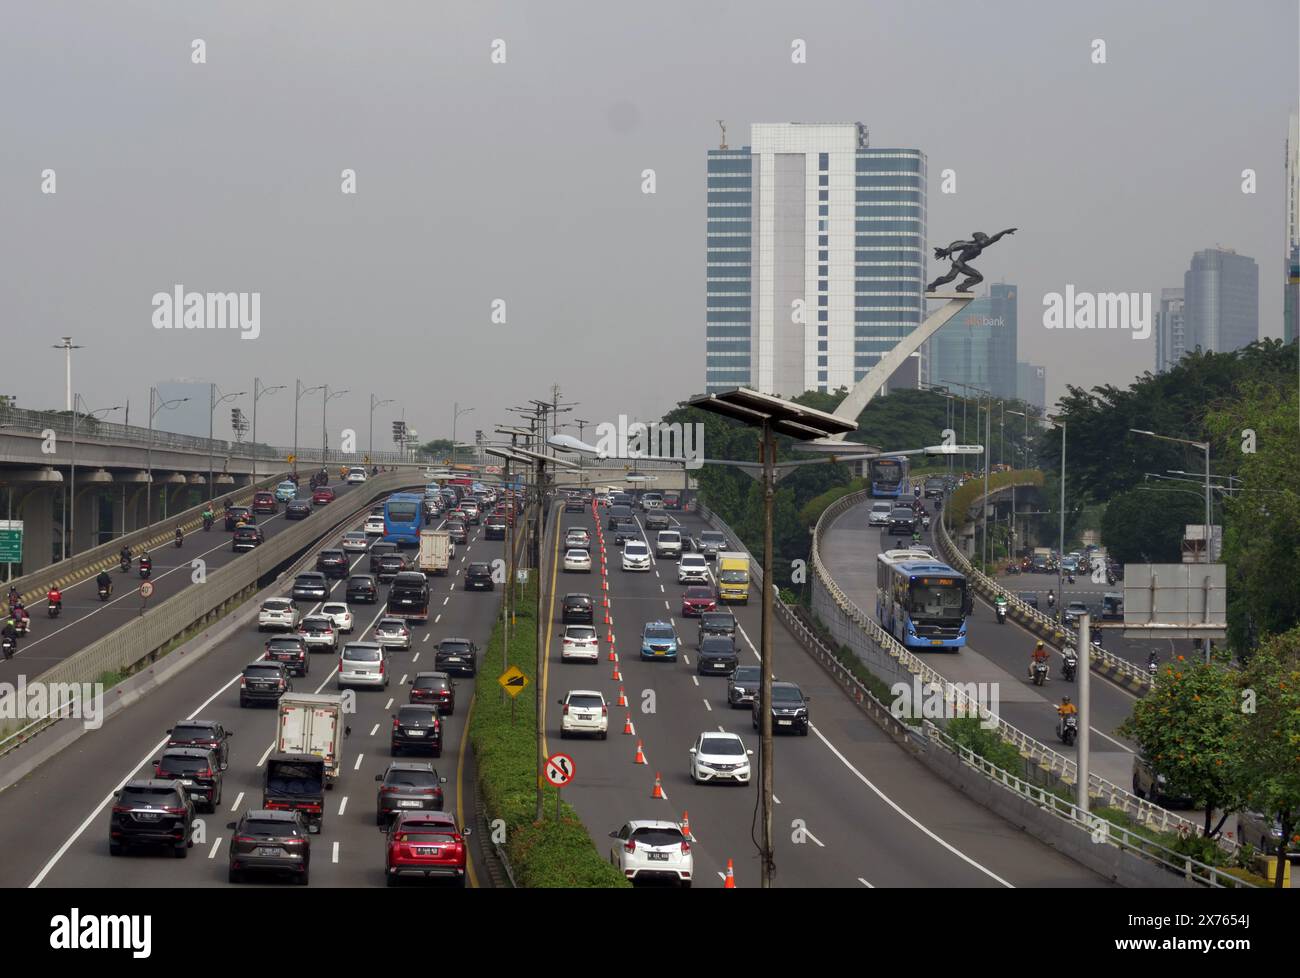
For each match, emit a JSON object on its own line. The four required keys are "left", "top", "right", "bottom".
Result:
{"left": 320, "top": 601, "right": 354, "bottom": 634}
{"left": 559, "top": 689, "right": 608, "bottom": 739}
{"left": 258, "top": 598, "right": 299, "bottom": 632}
{"left": 337, "top": 642, "right": 388, "bottom": 690}
{"left": 346, "top": 467, "right": 368, "bottom": 484}
{"left": 364, "top": 515, "right": 386, "bottom": 536}
{"left": 622, "top": 541, "right": 651, "bottom": 572}
{"left": 677, "top": 554, "right": 709, "bottom": 585}
{"left": 868, "top": 502, "right": 892, "bottom": 526}
{"left": 641, "top": 493, "right": 663, "bottom": 511}
{"left": 609, "top": 820, "right": 693, "bottom": 887}
{"left": 561, "top": 625, "right": 600, "bottom": 662}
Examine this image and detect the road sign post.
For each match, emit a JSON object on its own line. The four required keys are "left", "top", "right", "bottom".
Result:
{"left": 498, "top": 665, "right": 529, "bottom": 725}
{"left": 544, "top": 752, "right": 575, "bottom": 821}
{"left": 0, "top": 520, "right": 22, "bottom": 580}
{"left": 139, "top": 579, "right": 154, "bottom": 616}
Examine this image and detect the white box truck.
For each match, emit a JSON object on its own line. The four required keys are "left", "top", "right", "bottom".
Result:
{"left": 277, "top": 693, "right": 345, "bottom": 787}
{"left": 418, "top": 528, "right": 452, "bottom": 575}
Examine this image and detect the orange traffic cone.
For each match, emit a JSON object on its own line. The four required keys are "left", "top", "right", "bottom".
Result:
{"left": 681, "top": 811, "right": 692, "bottom": 839}
{"left": 617, "top": 686, "right": 627, "bottom": 707}
{"left": 723, "top": 859, "right": 736, "bottom": 888}
{"left": 652, "top": 772, "right": 665, "bottom": 799}
{"left": 623, "top": 714, "right": 634, "bottom": 735}
{"left": 612, "top": 662, "right": 622, "bottom": 682}
{"left": 606, "top": 629, "right": 614, "bottom": 644}
{"left": 634, "top": 739, "right": 647, "bottom": 764}
{"left": 608, "top": 644, "right": 616, "bottom": 662}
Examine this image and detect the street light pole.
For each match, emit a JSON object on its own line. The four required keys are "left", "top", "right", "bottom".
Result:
{"left": 67, "top": 395, "right": 121, "bottom": 557}
{"left": 147, "top": 389, "right": 189, "bottom": 527}
{"left": 53, "top": 337, "right": 83, "bottom": 412}
{"left": 322, "top": 387, "right": 349, "bottom": 465}
{"left": 251, "top": 379, "right": 286, "bottom": 486}
{"left": 758, "top": 420, "right": 776, "bottom": 888}
{"left": 209, "top": 386, "right": 246, "bottom": 503}
{"left": 370, "top": 395, "right": 395, "bottom": 464}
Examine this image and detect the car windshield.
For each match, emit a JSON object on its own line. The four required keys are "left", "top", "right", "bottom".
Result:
{"left": 772, "top": 686, "right": 803, "bottom": 703}
{"left": 700, "top": 638, "right": 733, "bottom": 653}
{"left": 568, "top": 694, "right": 604, "bottom": 709}
{"left": 378, "top": 620, "right": 405, "bottom": 631}
{"left": 344, "top": 647, "right": 382, "bottom": 662}
{"left": 245, "top": 665, "right": 283, "bottom": 678}
{"left": 413, "top": 676, "right": 448, "bottom": 690}
{"left": 242, "top": 818, "right": 303, "bottom": 838}
{"left": 732, "top": 667, "right": 760, "bottom": 684}
{"left": 159, "top": 754, "right": 209, "bottom": 775}
{"left": 699, "top": 532, "right": 725, "bottom": 544}
{"left": 322, "top": 604, "right": 348, "bottom": 616}
{"left": 686, "top": 588, "right": 713, "bottom": 599}
{"left": 263, "top": 600, "right": 291, "bottom": 612}
{"left": 701, "top": 737, "right": 744, "bottom": 756}
{"left": 719, "top": 570, "right": 747, "bottom": 583}
{"left": 659, "top": 532, "right": 679, "bottom": 542}
{"left": 629, "top": 827, "right": 683, "bottom": 847}
{"left": 348, "top": 578, "right": 372, "bottom": 588}
{"left": 625, "top": 544, "right": 647, "bottom": 555}
{"left": 566, "top": 627, "right": 596, "bottom": 640}
{"left": 682, "top": 556, "right": 705, "bottom": 567}
{"left": 295, "top": 576, "right": 323, "bottom": 586}
{"left": 267, "top": 639, "right": 303, "bottom": 651}
{"left": 644, "top": 625, "right": 674, "bottom": 640}
{"left": 440, "top": 641, "right": 471, "bottom": 653}
{"left": 401, "top": 830, "right": 457, "bottom": 843}
{"left": 266, "top": 763, "right": 322, "bottom": 793}
{"left": 702, "top": 614, "right": 734, "bottom": 629}
{"left": 891, "top": 509, "right": 913, "bottom": 519}
{"left": 397, "top": 708, "right": 435, "bottom": 724}
{"left": 169, "top": 725, "right": 216, "bottom": 742}
{"left": 386, "top": 769, "right": 439, "bottom": 788}
{"left": 302, "top": 617, "right": 331, "bottom": 630}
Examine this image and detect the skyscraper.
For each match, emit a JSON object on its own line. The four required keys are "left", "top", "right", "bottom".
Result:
{"left": 926, "top": 283, "right": 1018, "bottom": 399}
{"left": 1286, "top": 112, "right": 1300, "bottom": 344}
{"left": 1154, "top": 287, "right": 1186, "bottom": 373}
{"left": 1286, "top": 244, "right": 1299, "bottom": 345}
{"left": 706, "top": 122, "right": 926, "bottom": 396}
{"left": 1015, "top": 362, "right": 1046, "bottom": 410}
{"left": 1183, "top": 249, "right": 1259, "bottom": 355}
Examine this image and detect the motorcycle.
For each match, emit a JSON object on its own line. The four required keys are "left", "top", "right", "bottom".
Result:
{"left": 203, "top": 515, "right": 214, "bottom": 532}
{"left": 1106, "top": 572, "right": 1116, "bottom": 586}
{"left": 1046, "top": 592, "right": 1056, "bottom": 609}
{"left": 1062, "top": 649, "right": 1078, "bottom": 682}
{"left": 922, "top": 514, "right": 931, "bottom": 529}
{"left": 139, "top": 557, "right": 152, "bottom": 580}
{"left": 1058, "top": 714, "right": 1079, "bottom": 746}
{"left": 120, "top": 555, "right": 131, "bottom": 573}
{"left": 11, "top": 615, "right": 29, "bottom": 636}
{"left": 1147, "top": 657, "right": 1159, "bottom": 679}
{"left": 98, "top": 583, "right": 112, "bottom": 601}
{"left": 174, "top": 531, "right": 184, "bottom": 549}
{"left": 1, "top": 635, "right": 14, "bottom": 660}
{"left": 995, "top": 601, "right": 1007, "bottom": 625}
{"left": 1067, "top": 572, "right": 1076, "bottom": 585}
{"left": 1032, "top": 660, "right": 1048, "bottom": 686}
{"left": 47, "top": 601, "right": 61, "bottom": 619}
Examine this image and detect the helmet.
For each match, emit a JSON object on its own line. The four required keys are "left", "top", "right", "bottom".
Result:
{"left": 1035, "top": 640, "right": 1044, "bottom": 650}
{"left": 1061, "top": 696, "right": 1071, "bottom": 705}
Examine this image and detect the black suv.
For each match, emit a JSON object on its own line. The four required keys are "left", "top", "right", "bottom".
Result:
{"left": 369, "top": 541, "right": 399, "bottom": 573}
{"left": 434, "top": 638, "right": 478, "bottom": 677}
{"left": 153, "top": 747, "right": 222, "bottom": 812}
{"left": 887, "top": 507, "right": 916, "bottom": 534}
{"left": 285, "top": 499, "right": 312, "bottom": 520}
{"left": 109, "top": 780, "right": 195, "bottom": 857}
{"left": 752, "top": 681, "right": 810, "bottom": 736}
{"left": 240, "top": 661, "right": 292, "bottom": 707}
{"left": 227, "top": 810, "right": 310, "bottom": 884}
{"left": 562, "top": 593, "right": 593, "bottom": 624}
{"left": 465, "top": 562, "right": 494, "bottom": 591}
{"left": 264, "top": 636, "right": 310, "bottom": 677}
{"left": 292, "top": 572, "right": 328, "bottom": 602}
{"left": 484, "top": 517, "right": 507, "bottom": 540}
{"left": 924, "top": 477, "right": 947, "bottom": 498}
{"left": 165, "top": 719, "right": 232, "bottom": 770}
{"left": 727, "top": 665, "right": 764, "bottom": 708}
{"left": 410, "top": 672, "right": 456, "bottom": 715}
{"left": 607, "top": 505, "right": 633, "bottom": 530}
{"left": 697, "top": 610, "right": 737, "bottom": 648}
{"left": 614, "top": 523, "right": 642, "bottom": 547}
{"left": 346, "top": 574, "right": 379, "bottom": 604}
{"left": 376, "top": 553, "right": 406, "bottom": 582}
{"left": 696, "top": 635, "right": 738, "bottom": 676}
{"left": 316, "top": 549, "right": 349, "bottom": 578}
{"left": 391, "top": 704, "right": 443, "bottom": 756}
{"left": 376, "top": 762, "right": 447, "bottom": 824}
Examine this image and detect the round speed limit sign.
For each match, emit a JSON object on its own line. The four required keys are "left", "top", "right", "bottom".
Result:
{"left": 139, "top": 581, "right": 155, "bottom": 599}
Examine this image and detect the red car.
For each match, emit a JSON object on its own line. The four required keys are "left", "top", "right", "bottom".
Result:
{"left": 681, "top": 586, "right": 717, "bottom": 617}
{"left": 251, "top": 490, "right": 277, "bottom": 514}
{"left": 385, "top": 811, "right": 467, "bottom": 887}
{"left": 312, "top": 487, "right": 335, "bottom": 505}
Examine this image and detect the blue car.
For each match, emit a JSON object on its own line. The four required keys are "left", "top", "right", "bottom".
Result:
{"left": 274, "top": 480, "right": 298, "bottom": 502}
{"left": 640, "top": 622, "right": 678, "bottom": 661}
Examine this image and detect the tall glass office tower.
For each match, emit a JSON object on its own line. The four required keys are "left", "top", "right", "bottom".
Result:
{"left": 706, "top": 123, "right": 926, "bottom": 396}
{"left": 926, "top": 284, "right": 1018, "bottom": 399}
{"left": 1183, "top": 248, "right": 1259, "bottom": 355}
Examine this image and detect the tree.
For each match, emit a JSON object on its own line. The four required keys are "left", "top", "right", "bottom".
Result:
{"left": 1237, "top": 628, "right": 1300, "bottom": 886}
{"left": 1118, "top": 654, "right": 1245, "bottom": 838}
{"left": 419, "top": 438, "right": 454, "bottom": 457}
{"left": 1100, "top": 487, "right": 1201, "bottom": 565}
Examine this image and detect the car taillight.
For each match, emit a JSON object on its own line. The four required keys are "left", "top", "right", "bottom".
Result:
{"left": 153, "top": 765, "right": 163, "bottom": 776}
{"left": 163, "top": 807, "right": 186, "bottom": 815}
{"left": 338, "top": 658, "right": 344, "bottom": 672}
{"left": 601, "top": 706, "right": 607, "bottom": 716}
{"left": 562, "top": 704, "right": 569, "bottom": 715}
{"left": 680, "top": 841, "right": 691, "bottom": 854}
{"left": 381, "top": 786, "right": 400, "bottom": 794}
{"left": 379, "top": 660, "right": 385, "bottom": 675}
{"left": 240, "top": 677, "right": 247, "bottom": 688}
{"left": 392, "top": 718, "right": 400, "bottom": 731}
{"left": 234, "top": 835, "right": 257, "bottom": 844}
{"left": 624, "top": 840, "right": 636, "bottom": 854}
{"left": 200, "top": 769, "right": 213, "bottom": 779}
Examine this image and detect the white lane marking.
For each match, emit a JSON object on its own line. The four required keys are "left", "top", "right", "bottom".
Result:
{"left": 664, "top": 600, "right": 670, "bottom": 610}
{"left": 369, "top": 723, "right": 379, "bottom": 737}
{"left": 682, "top": 654, "right": 690, "bottom": 666}
{"left": 412, "top": 652, "right": 419, "bottom": 663}
{"left": 257, "top": 741, "right": 275, "bottom": 767}
{"left": 208, "top": 838, "right": 223, "bottom": 859}
{"left": 660, "top": 584, "right": 665, "bottom": 593}
{"left": 230, "top": 791, "right": 244, "bottom": 812}
{"left": 423, "top": 633, "right": 430, "bottom": 642}
{"left": 332, "top": 842, "right": 340, "bottom": 863}
{"left": 399, "top": 674, "right": 407, "bottom": 686}
{"left": 858, "top": 877, "right": 874, "bottom": 888}
{"left": 717, "top": 725, "right": 725, "bottom": 733}
{"left": 804, "top": 827, "right": 826, "bottom": 848}
{"left": 354, "top": 754, "right": 365, "bottom": 770}
{"left": 435, "top": 614, "right": 442, "bottom": 623}
{"left": 691, "top": 676, "right": 699, "bottom": 687}
{"left": 703, "top": 699, "right": 712, "bottom": 712}
{"left": 338, "top": 796, "right": 349, "bottom": 816}
{"left": 774, "top": 794, "right": 781, "bottom": 804}
{"left": 384, "top": 698, "right": 393, "bottom": 710}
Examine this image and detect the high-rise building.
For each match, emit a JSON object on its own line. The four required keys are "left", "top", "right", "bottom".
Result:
{"left": 926, "top": 283, "right": 1017, "bottom": 400}
{"left": 1154, "top": 287, "right": 1187, "bottom": 373}
{"left": 706, "top": 122, "right": 926, "bottom": 396}
{"left": 1015, "top": 362, "right": 1046, "bottom": 411}
{"left": 1286, "top": 112, "right": 1300, "bottom": 344}
{"left": 1183, "top": 248, "right": 1259, "bottom": 355}
{"left": 1286, "top": 244, "right": 1299, "bottom": 345}
{"left": 153, "top": 380, "right": 219, "bottom": 439}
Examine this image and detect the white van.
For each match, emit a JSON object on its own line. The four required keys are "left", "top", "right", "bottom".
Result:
{"left": 868, "top": 501, "right": 893, "bottom": 526}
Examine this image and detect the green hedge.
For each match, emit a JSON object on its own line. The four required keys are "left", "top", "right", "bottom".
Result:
{"left": 468, "top": 582, "right": 630, "bottom": 888}
{"left": 947, "top": 469, "right": 1044, "bottom": 528}
{"left": 798, "top": 480, "right": 864, "bottom": 529}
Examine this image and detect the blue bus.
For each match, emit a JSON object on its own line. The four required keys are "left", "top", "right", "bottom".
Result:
{"left": 383, "top": 492, "right": 424, "bottom": 546}
{"left": 876, "top": 549, "right": 971, "bottom": 650}
{"left": 868, "top": 456, "right": 909, "bottom": 498}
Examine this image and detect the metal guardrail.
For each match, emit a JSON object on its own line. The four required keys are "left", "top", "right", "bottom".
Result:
{"left": 0, "top": 471, "right": 420, "bottom": 755}
{"left": 809, "top": 488, "right": 1212, "bottom": 842}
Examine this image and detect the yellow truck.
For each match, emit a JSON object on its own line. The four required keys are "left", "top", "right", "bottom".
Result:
{"left": 716, "top": 552, "right": 751, "bottom": 604}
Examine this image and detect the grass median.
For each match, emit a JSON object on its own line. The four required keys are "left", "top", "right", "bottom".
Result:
{"left": 469, "top": 579, "right": 629, "bottom": 888}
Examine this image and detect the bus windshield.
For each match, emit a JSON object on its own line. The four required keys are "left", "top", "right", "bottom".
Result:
{"left": 908, "top": 580, "right": 965, "bottom": 620}
{"left": 386, "top": 503, "right": 419, "bottom": 522}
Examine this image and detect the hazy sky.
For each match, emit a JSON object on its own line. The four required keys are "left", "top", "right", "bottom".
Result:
{"left": 2, "top": 0, "right": 1296, "bottom": 448}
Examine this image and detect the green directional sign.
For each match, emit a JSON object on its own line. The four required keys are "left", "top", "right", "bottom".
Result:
{"left": 0, "top": 521, "right": 22, "bottom": 563}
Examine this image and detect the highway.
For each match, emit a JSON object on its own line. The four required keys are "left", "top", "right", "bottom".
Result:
{"left": 538, "top": 500, "right": 1110, "bottom": 888}
{"left": 819, "top": 498, "right": 1149, "bottom": 795}
{"left": 1, "top": 478, "right": 366, "bottom": 681}
{"left": 0, "top": 490, "right": 509, "bottom": 889}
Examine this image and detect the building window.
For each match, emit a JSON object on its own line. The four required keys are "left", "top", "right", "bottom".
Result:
{"left": 818, "top": 205, "right": 829, "bottom": 217}
{"left": 818, "top": 174, "right": 828, "bottom": 187}
{"left": 819, "top": 250, "right": 829, "bottom": 261}
{"left": 818, "top": 153, "right": 829, "bottom": 170}
{"left": 818, "top": 356, "right": 828, "bottom": 367}
{"left": 817, "top": 341, "right": 828, "bottom": 352}
{"left": 819, "top": 190, "right": 829, "bottom": 202}
{"left": 818, "top": 280, "right": 828, "bottom": 291}
{"left": 818, "top": 235, "right": 828, "bottom": 246}
{"left": 818, "top": 264, "right": 828, "bottom": 276}
{"left": 818, "top": 324, "right": 828, "bottom": 336}
{"left": 818, "top": 295, "right": 828, "bottom": 307}
{"left": 818, "top": 310, "right": 828, "bottom": 322}
{"left": 818, "top": 371, "right": 828, "bottom": 382}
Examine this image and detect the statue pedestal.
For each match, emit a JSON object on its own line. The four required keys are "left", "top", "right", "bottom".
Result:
{"left": 924, "top": 292, "right": 976, "bottom": 300}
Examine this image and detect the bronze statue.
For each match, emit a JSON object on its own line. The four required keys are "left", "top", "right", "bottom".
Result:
{"left": 926, "top": 228, "right": 1016, "bottom": 292}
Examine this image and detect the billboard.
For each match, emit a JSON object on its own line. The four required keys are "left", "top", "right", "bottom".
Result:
{"left": 1122, "top": 563, "right": 1226, "bottom": 640}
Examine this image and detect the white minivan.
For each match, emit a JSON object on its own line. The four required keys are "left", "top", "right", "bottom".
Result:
{"left": 868, "top": 501, "right": 893, "bottom": 526}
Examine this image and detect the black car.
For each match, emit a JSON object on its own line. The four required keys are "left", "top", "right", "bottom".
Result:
{"left": 316, "top": 549, "right": 350, "bottom": 578}
{"left": 727, "top": 665, "right": 764, "bottom": 708}
{"left": 465, "top": 562, "right": 494, "bottom": 591}
{"left": 697, "top": 610, "right": 737, "bottom": 648}
{"left": 225, "top": 507, "right": 254, "bottom": 531}
{"left": 240, "top": 661, "right": 292, "bottom": 707}
{"left": 292, "top": 572, "right": 328, "bottom": 602}
{"left": 614, "top": 523, "right": 642, "bottom": 547}
{"left": 388, "top": 572, "right": 430, "bottom": 618}
{"left": 233, "top": 526, "right": 265, "bottom": 551}
{"left": 264, "top": 636, "right": 310, "bottom": 677}
{"left": 346, "top": 574, "right": 379, "bottom": 604}
{"left": 285, "top": 499, "right": 312, "bottom": 520}
{"left": 227, "top": 810, "right": 310, "bottom": 884}
{"left": 752, "top": 681, "right": 810, "bottom": 736}
{"left": 562, "top": 593, "right": 594, "bottom": 624}
{"left": 607, "top": 505, "right": 633, "bottom": 530}
{"left": 887, "top": 507, "right": 916, "bottom": 534}
{"left": 165, "top": 719, "right": 232, "bottom": 771}
{"left": 369, "top": 542, "right": 399, "bottom": 573}
{"left": 410, "top": 671, "right": 456, "bottom": 715}
{"left": 391, "top": 704, "right": 443, "bottom": 756}
{"left": 924, "top": 477, "right": 947, "bottom": 498}
{"left": 644, "top": 513, "right": 670, "bottom": 532}
{"left": 696, "top": 635, "right": 738, "bottom": 676}
{"left": 376, "top": 762, "right": 447, "bottom": 824}
{"left": 697, "top": 531, "right": 728, "bottom": 560}
{"left": 434, "top": 638, "right": 478, "bottom": 677}
{"left": 484, "top": 517, "right": 507, "bottom": 540}
{"left": 109, "top": 780, "right": 195, "bottom": 857}
{"left": 153, "top": 747, "right": 222, "bottom": 813}
{"left": 376, "top": 553, "right": 406, "bottom": 582}
{"left": 446, "top": 521, "right": 468, "bottom": 545}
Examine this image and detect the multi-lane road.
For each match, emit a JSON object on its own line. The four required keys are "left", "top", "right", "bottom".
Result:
{"left": 537, "top": 500, "right": 1110, "bottom": 888}
{"left": 0, "top": 482, "right": 510, "bottom": 888}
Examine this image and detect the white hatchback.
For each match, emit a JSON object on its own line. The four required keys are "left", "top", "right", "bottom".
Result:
{"left": 621, "top": 541, "right": 651, "bottom": 572}
{"left": 677, "top": 554, "right": 709, "bottom": 585}
{"left": 559, "top": 689, "right": 607, "bottom": 739}
{"left": 364, "top": 515, "right": 386, "bottom": 536}
{"left": 258, "top": 598, "right": 299, "bottom": 632}
{"left": 868, "top": 502, "right": 892, "bottom": 526}
{"left": 564, "top": 549, "right": 592, "bottom": 573}
{"left": 320, "top": 602, "right": 354, "bottom": 634}
{"left": 346, "top": 467, "right": 368, "bottom": 484}
{"left": 561, "top": 624, "right": 600, "bottom": 662}
{"left": 689, "top": 731, "right": 753, "bottom": 785}
{"left": 609, "top": 820, "right": 693, "bottom": 887}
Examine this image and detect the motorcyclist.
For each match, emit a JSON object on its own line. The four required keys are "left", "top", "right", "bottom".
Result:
{"left": 175, "top": 524, "right": 184, "bottom": 546}
{"left": 994, "top": 594, "right": 1008, "bottom": 620}
{"left": 1029, "top": 640, "right": 1051, "bottom": 680}
{"left": 1046, "top": 589, "right": 1056, "bottom": 609}
{"left": 1057, "top": 696, "right": 1078, "bottom": 736}
{"left": 1, "top": 618, "right": 17, "bottom": 657}
{"left": 1147, "top": 650, "right": 1159, "bottom": 675}
{"left": 371, "top": 465, "right": 379, "bottom": 476}
{"left": 202, "top": 505, "right": 214, "bottom": 530}
{"left": 96, "top": 569, "right": 113, "bottom": 595}
{"left": 47, "top": 586, "right": 62, "bottom": 610}
{"left": 120, "top": 544, "right": 132, "bottom": 565}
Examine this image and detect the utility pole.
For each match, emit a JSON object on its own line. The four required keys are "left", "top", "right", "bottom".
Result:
{"left": 53, "top": 337, "right": 82, "bottom": 412}
{"left": 758, "top": 422, "right": 776, "bottom": 887}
